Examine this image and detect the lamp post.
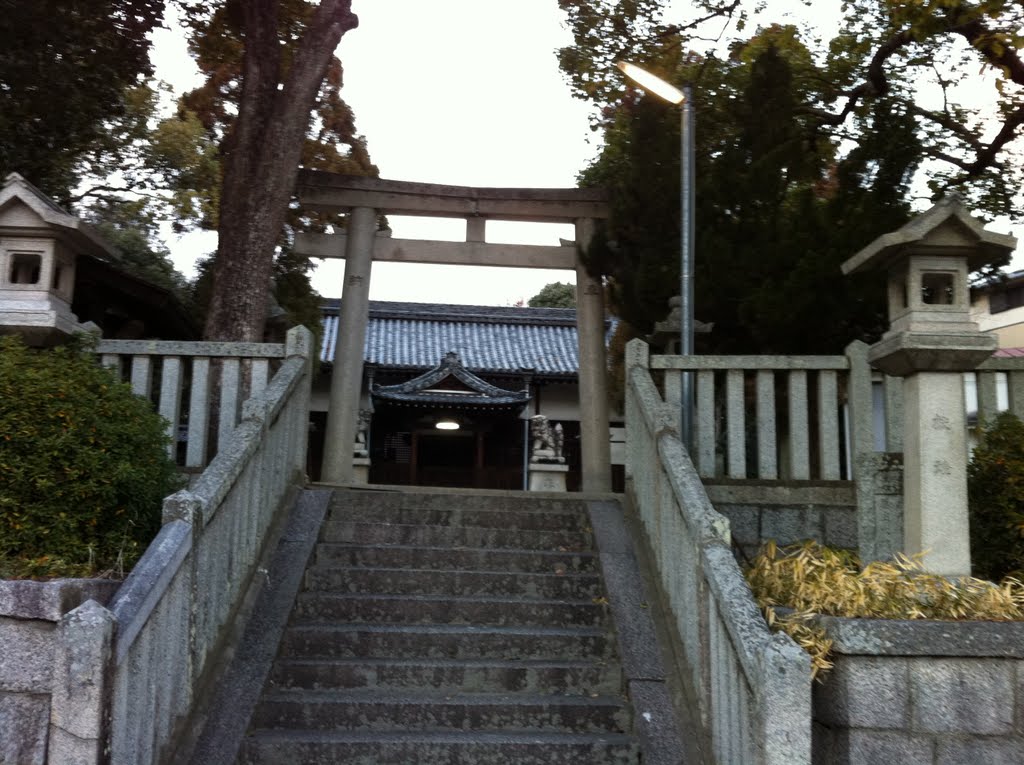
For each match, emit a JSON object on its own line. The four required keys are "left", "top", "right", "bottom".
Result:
{"left": 617, "top": 61, "right": 695, "bottom": 449}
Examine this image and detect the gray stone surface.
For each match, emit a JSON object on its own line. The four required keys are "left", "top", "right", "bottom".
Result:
{"left": 575, "top": 220, "right": 612, "bottom": 493}
{"left": 704, "top": 480, "right": 855, "bottom": 506}
{"left": 0, "top": 579, "right": 120, "bottom": 622}
{"left": 819, "top": 615, "right": 1024, "bottom": 657}
{"left": 936, "top": 737, "right": 1024, "bottom": 765}
{"left": 856, "top": 451, "right": 906, "bottom": 563}
{"left": 910, "top": 659, "right": 1014, "bottom": 735}
{"left": 0, "top": 692, "right": 49, "bottom": 765}
{"left": 179, "top": 489, "right": 331, "bottom": 765}
{"left": 717, "top": 505, "right": 760, "bottom": 548}
{"left": 107, "top": 519, "right": 192, "bottom": 663}
{"left": 629, "top": 680, "right": 685, "bottom": 765}
{"left": 322, "top": 205, "right": 377, "bottom": 484}
{"left": 45, "top": 725, "right": 101, "bottom": 765}
{"left": 760, "top": 507, "right": 809, "bottom": 546}
{"left": 587, "top": 501, "right": 688, "bottom": 764}
{"left": 832, "top": 729, "right": 934, "bottom": 763}
{"left": 813, "top": 656, "right": 908, "bottom": 729}
{"left": 589, "top": 502, "right": 663, "bottom": 681}
{"left": 49, "top": 600, "right": 114, "bottom": 742}
{"left": 823, "top": 506, "right": 858, "bottom": 549}
{"left": 759, "top": 631, "right": 814, "bottom": 762}
{"left": 0, "top": 618, "right": 54, "bottom": 691}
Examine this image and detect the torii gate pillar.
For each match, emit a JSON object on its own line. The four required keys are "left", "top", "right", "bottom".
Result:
{"left": 321, "top": 205, "right": 376, "bottom": 483}
{"left": 575, "top": 218, "right": 612, "bottom": 492}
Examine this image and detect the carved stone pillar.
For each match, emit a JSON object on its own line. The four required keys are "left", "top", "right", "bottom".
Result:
{"left": 321, "top": 206, "right": 376, "bottom": 483}
{"left": 575, "top": 218, "right": 612, "bottom": 492}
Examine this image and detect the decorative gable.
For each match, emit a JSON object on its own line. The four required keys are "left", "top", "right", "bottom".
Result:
{"left": 372, "top": 352, "right": 531, "bottom": 409}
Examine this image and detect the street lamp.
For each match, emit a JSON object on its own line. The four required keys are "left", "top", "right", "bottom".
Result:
{"left": 616, "top": 60, "right": 695, "bottom": 450}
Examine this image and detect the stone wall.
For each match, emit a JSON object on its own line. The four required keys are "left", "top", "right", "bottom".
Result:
{"left": 0, "top": 580, "right": 119, "bottom": 765}
{"left": 705, "top": 480, "right": 857, "bottom": 561}
{"left": 812, "top": 616, "right": 1024, "bottom": 764}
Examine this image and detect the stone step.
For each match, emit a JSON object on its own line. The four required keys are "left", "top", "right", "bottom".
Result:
{"left": 279, "top": 623, "right": 614, "bottom": 662}
{"left": 313, "top": 543, "right": 597, "bottom": 574}
{"left": 319, "top": 521, "right": 592, "bottom": 551}
{"left": 327, "top": 491, "right": 587, "bottom": 515}
{"left": 250, "top": 688, "right": 631, "bottom": 734}
{"left": 292, "top": 592, "right": 608, "bottom": 628}
{"left": 324, "top": 504, "right": 592, "bottom": 532}
{"left": 267, "top": 657, "right": 622, "bottom": 695}
{"left": 304, "top": 565, "right": 604, "bottom": 599}
{"left": 238, "top": 729, "right": 640, "bottom": 765}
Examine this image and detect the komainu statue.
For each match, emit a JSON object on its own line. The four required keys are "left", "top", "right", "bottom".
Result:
{"left": 530, "top": 415, "right": 565, "bottom": 463}
{"left": 354, "top": 409, "right": 371, "bottom": 457}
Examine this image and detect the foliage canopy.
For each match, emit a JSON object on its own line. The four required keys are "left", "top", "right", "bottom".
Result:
{"left": 558, "top": 1, "right": 1024, "bottom": 353}
{"left": 528, "top": 282, "right": 577, "bottom": 308}
{"left": 0, "top": 0, "right": 163, "bottom": 204}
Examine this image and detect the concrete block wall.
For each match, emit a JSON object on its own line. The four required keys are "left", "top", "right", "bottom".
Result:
{"left": 705, "top": 481, "right": 858, "bottom": 561}
{"left": 0, "top": 580, "right": 119, "bottom": 765}
{"left": 812, "top": 616, "right": 1024, "bottom": 764}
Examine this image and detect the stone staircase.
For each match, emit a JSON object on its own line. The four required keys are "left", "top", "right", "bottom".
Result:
{"left": 236, "top": 490, "right": 644, "bottom": 764}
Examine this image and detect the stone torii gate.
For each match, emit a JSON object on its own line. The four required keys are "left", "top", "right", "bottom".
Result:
{"left": 294, "top": 171, "right": 612, "bottom": 492}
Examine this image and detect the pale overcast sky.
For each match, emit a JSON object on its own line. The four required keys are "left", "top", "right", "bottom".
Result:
{"left": 153, "top": 0, "right": 597, "bottom": 304}
{"left": 151, "top": 1, "right": 1023, "bottom": 304}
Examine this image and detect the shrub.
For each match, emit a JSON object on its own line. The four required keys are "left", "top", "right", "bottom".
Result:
{"left": 746, "top": 540, "right": 1024, "bottom": 678}
{"left": 968, "top": 411, "right": 1024, "bottom": 581}
{"left": 0, "top": 335, "right": 180, "bottom": 578}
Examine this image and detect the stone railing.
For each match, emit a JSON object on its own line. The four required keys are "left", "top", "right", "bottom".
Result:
{"left": 973, "top": 355, "right": 1024, "bottom": 424}
{"left": 97, "top": 337, "right": 290, "bottom": 469}
{"left": 104, "top": 326, "right": 312, "bottom": 764}
{"left": 652, "top": 341, "right": 878, "bottom": 481}
{"left": 0, "top": 326, "right": 313, "bottom": 765}
{"left": 624, "top": 339, "right": 812, "bottom": 764}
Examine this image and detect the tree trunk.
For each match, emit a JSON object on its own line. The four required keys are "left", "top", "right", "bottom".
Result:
{"left": 203, "top": 0, "right": 358, "bottom": 342}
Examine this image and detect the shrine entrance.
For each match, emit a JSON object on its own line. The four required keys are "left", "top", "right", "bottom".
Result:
{"left": 295, "top": 172, "right": 612, "bottom": 491}
{"left": 366, "top": 352, "right": 530, "bottom": 490}
{"left": 369, "top": 411, "right": 526, "bottom": 490}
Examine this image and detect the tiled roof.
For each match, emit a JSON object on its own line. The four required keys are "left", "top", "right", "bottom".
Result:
{"left": 994, "top": 347, "right": 1024, "bottom": 357}
{"left": 320, "top": 300, "right": 604, "bottom": 376}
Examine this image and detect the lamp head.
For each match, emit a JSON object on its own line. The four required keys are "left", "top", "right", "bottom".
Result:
{"left": 616, "top": 61, "right": 686, "bottom": 105}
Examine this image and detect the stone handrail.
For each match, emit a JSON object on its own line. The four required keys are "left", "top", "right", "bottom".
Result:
{"left": 45, "top": 326, "right": 314, "bottom": 765}
{"left": 97, "top": 338, "right": 289, "bottom": 468}
{"left": 625, "top": 339, "right": 812, "bottom": 763}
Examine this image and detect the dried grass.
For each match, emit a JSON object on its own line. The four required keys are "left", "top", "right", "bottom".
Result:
{"left": 745, "top": 541, "right": 1024, "bottom": 679}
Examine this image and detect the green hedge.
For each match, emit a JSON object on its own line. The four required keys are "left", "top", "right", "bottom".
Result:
{"left": 0, "top": 336, "right": 180, "bottom": 578}
{"left": 969, "top": 411, "right": 1024, "bottom": 582}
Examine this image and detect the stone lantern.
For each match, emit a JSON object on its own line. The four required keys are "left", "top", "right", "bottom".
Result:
{"left": 842, "top": 194, "right": 1016, "bottom": 576}
{"left": 0, "top": 173, "right": 109, "bottom": 344}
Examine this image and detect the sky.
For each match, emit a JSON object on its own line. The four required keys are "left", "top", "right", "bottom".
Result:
{"left": 150, "top": 1, "right": 1024, "bottom": 304}
{"left": 152, "top": 0, "right": 598, "bottom": 304}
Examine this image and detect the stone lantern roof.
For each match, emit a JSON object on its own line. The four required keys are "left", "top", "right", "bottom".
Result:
{"left": 0, "top": 173, "right": 116, "bottom": 259}
{"left": 841, "top": 193, "right": 1016, "bottom": 276}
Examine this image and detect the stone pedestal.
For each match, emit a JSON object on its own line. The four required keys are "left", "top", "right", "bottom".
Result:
{"left": 351, "top": 457, "right": 370, "bottom": 485}
{"left": 902, "top": 372, "right": 971, "bottom": 575}
{"left": 529, "top": 462, "right": 569, "bottom": 492}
